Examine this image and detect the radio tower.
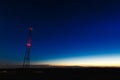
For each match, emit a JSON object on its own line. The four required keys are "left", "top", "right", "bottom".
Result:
{"left": 23, "top": 27, "right": 32, "bottom": 68}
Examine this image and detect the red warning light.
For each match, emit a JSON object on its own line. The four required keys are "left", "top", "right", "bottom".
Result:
{"left": 29, "top": 27, "right": 33, "bottom": 31}
{"left": 27, "top": 38, "right": 31, "bottom": 47}
{"left": 27, "top": 43, "right": 31, "bottom": 47}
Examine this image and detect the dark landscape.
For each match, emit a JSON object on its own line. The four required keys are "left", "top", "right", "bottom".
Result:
{"left": 1, "top": 67, "right": 120, "bottom": 80}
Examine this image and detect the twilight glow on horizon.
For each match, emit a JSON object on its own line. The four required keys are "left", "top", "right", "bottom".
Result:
{"left": 33, "top": 54, "right": 120, "bottom": 67}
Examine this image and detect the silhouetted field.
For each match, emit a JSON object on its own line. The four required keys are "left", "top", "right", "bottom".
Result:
{"left": 1, "top": 67, "right": 120, "bottom": 80}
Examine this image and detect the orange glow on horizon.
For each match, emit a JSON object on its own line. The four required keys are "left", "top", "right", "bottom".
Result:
{"left": 33, "top": 54, "right": 120, "bottom": 67}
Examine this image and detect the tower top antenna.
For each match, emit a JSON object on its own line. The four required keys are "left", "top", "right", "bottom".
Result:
{"left": 29, "top": 27, "right": 33, "bottom": 31}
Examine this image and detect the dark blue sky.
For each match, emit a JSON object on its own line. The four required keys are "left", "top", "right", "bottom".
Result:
{"left": 1, "top": 0, "right": 120, "bottom": 66}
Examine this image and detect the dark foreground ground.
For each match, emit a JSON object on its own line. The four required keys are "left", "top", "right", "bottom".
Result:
{"left": 1, "top": 67, "right": 120, "bottom": 80}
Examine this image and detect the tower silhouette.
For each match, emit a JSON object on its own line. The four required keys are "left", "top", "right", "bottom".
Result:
{"left": 23, "top": 27, "right": 32, "bottom": 68}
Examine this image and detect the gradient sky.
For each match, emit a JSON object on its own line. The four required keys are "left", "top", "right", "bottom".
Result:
{"left": 1, "top": 0, "right": 120, "bottom": 66}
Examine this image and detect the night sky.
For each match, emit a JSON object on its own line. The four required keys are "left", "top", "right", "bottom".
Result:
{"left": 1, "top": 0, "right": 120, "bottom": 67}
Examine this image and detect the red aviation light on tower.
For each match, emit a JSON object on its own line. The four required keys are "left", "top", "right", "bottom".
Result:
{"left": 27, "top": 43, "right": 31, "bottom": 47}
{"left": 29, "top": 27, "right": 33, "bottom": 31}
{"left": 27, "top": 39, "right": 31, "bottom": 48}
